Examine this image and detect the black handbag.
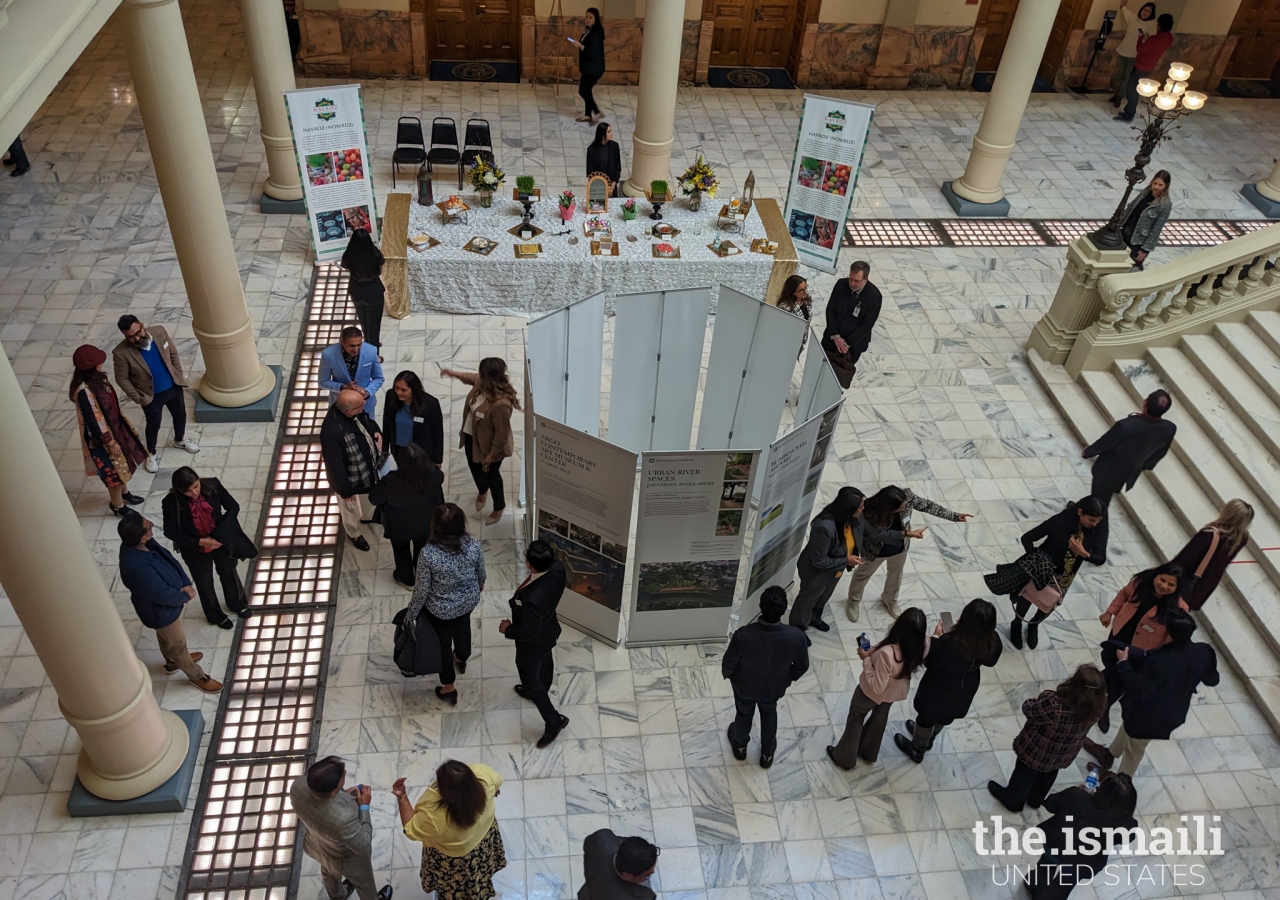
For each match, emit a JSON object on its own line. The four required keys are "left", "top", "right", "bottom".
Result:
{"left": 392, "top": 607, "right": 442, "bottom": 677}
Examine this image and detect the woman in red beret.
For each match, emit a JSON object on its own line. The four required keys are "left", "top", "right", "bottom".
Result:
{"left": 70, "top": 344, "right": 148, "bottom": 515}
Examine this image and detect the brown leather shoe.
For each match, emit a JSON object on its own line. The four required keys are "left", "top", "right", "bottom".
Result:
{"left": 165, "top": 652, "right": 203, "bottom": 673}
{"left": 190, "top": 675, "right": 223, "bottom": 693}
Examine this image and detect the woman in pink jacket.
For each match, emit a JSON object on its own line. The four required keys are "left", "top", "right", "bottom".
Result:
{"left": 827, "top": 607, "right": 929, "bottom": 769}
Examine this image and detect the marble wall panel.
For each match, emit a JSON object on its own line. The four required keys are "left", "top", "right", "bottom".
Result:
{"left": 529, "top": 17, "right": 701, "bottom": 84}
{"left": 297, "top": 8, "right": 416, "bottom": 76}
{"left": 866, "top": 25, "right": 976, "bottom": 89}
{"left": 805, "top": 23, "right": 880, "bottom": 87}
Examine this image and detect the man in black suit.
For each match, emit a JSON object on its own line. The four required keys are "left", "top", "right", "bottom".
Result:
{"left": 500, "top": 540, "right": 570, "bottom": 747}
{"left": 578, "top": 829, "right": 658, "bottom": 900}
{"left": 722, "top": 586, "right": 811, "bottom": 769}
{"left": 821, "top": 259, "right": 882, "bottom": 388}
{"left": 1082, "top": 389, "right": 1177, "bottom": 506}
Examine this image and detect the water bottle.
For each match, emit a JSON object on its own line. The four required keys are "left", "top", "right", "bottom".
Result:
{"left": 857, "top": 633, "right": 870, "bottom": 652}
{"left": 1084, "top": 767, "right": 1099, "bottom": 793}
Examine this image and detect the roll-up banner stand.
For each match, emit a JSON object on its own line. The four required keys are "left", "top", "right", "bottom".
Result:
{"left": 626, "top": 449, "right": 761, "bottom": 646}
{"left": 739, "top": 401, "right": 844, "bottom": 625}
{"left": 533, "top": 416, "right": 637, "bottom": 646}
{"left": 283, "top": 85, "right": 378, "bottom": 263}
{"left": 781, "top": 95, "right": 873, "bottom": 274}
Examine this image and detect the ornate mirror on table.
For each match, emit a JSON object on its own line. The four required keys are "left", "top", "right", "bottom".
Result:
{"left": 586, "top": 173, "right": 611, "bottom": 213}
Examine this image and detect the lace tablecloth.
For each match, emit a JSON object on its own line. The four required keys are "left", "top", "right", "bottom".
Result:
{"left": 405, "top": 195, "right": 779, "bottom": 317}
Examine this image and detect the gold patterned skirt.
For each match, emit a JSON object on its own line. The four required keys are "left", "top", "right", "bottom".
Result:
{"left": 420, "top": 821, "right": 507, "bottom": 900}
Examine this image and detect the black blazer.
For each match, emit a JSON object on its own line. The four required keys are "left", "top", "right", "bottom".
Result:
{"left": 721, "top": 620, "right": 810, "bottom": 702}
{"left": 586, "top": 140, "right": 622, "bottom": 186}
{"left": 913, "top": 631, "right": 1001, "bottom": 727}
{"left": 161, "top": 477, "right": 257, "bottom": 560}
{"left": 1035, "top": 787, "right": 1136, "bottom": 877}
{"left": 319, "top": 407, "right": 381, "bottom": 498}
{"left": 1116, "top": 640, "right": 1219, "bottom": 739}
{"left": 368, "top": 467, "right": 444, "bottom": 542}
{"left": 821, "top": 279, "right": 883, "bottom": 356}
{"left": 505, "top": 560, "right": 567, "bottom": 651}
{"left": 1021, "top": 506, "right": 1109, "bottom": 573}
{"left": 381, "top": 394, "right": 444, "bottom": 465}
{"left": 578, "top": 26, "right": 605, "bottom": 76}
{"left": 1083, "top": 414, "right": 1177, "bottom": 492}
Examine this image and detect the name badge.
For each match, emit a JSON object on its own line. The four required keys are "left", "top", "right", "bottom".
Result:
{"left": 413, "top": 416, "right": 425, "bottom": 423}
{"left": 475, "top": 411, "right": 485, "bottom": 420}
{"left": 1141, "top": 624, "right": 1154, "bottom": 633}
{"left": 163, "top": 341, "right": 169, "bottom": 349}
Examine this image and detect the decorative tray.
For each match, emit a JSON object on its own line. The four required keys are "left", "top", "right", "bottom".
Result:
{"left": 409, "top": 234, "right": 441, "bottom": 252}
{"left": 749, "top": 238, "right": 779, "bottom": 255}
{"left": 584, "top": 217, "right": 612, "bottom": 236}
{"left": 652, "top": 243, "right": 680, "bottom": 259}
{"left": 707, "top": 240, "right": 741, "bottom": 258}
{"left": 463, "top": 236, "right": 498, "bottom": 256}
{"left": 508, "top": 223, "right": 545, "bottom": 239}
{"left": 651, "top": 223, "right": 681, "bottom": 238}
{"left": 591, "top": 240, "right": 620, "bottom": 256}
{"left": 514, "top": 243, "right": 543, "bottom": 258}
{"left": 718, "top": 204, "right": 748, "bottom": 220}
{"left": 437, "top": 199, "right": 470, "bottom": 216}
{"left": 512, "top": 188, "right": 542, "bottom": 200}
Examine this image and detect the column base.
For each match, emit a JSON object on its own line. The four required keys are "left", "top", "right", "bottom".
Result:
{"left": 260, "top": 193, "right": 306, "bottom": 215}
{"left": 942, "top": 181, "right": 1010, "bottom": 217}
{"left": 68, "top": 709, "right": 202, "bottom": 814}
{"left": 195, "top": 364, "right": 283, "bottom": 422}
{"left": 1241, "top": 183, "right": 1280, "bottom": 219}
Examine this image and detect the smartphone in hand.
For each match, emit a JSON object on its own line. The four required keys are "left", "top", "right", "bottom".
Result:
{"left": 940, "top": 611, "right": 954, "bottom": 633}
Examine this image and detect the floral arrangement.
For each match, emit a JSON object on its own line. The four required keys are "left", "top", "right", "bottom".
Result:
{"left": 467, "top": 158, "right": 505, "bottom": 193}
{"left": 621, "top": 198, "right": 637, "bottom": 212}
{"left": 558, "top": 190, "right": 575, "bottom": 209}
{"left": 677, "top": 156, "right": 718, "bottom": 197}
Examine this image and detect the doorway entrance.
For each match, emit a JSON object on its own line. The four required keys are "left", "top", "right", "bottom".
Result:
{"left": 973, "top": 0, "right": 1089, "bottom": 87}
{"left": 426, "top": 0, "right": 519, "bottom": 62}
{"left": 708, "top": 0, "right": 797, "bottom": 68}
{"left": 974, "top": 0, "right": 1022, "bottom": 72}
{"left": 1227, "top": 0, "right": 1280, "bottom": 79}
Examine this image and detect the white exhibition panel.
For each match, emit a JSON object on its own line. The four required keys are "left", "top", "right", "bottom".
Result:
{"left": 565, "top": 292, "right": 606, "bottom": 436}
{"left": 730, "top": 301, "right": 806, "bottom": 454}
{"left": 652, "top": 288, "right": 711, "bottom": 451}
{"left": 697, "top": 287, "right": 761, "bottom": 450}
{"left": 526, "top": 292, "right": 605, "bottom": 435}
{"left": 607, "top": 291, "right": 663, "bottom": 454}
{"left": 795, "top": 336, "right": 827, "bottom": 424}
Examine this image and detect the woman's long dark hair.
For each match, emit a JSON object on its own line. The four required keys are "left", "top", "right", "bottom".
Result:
{"left": 815, "top": 486, "right": 864, "bottom": 532}
{"left": 476, "top": 357, "right": 521, "bottom": 410}
{"left": 1074, "top": 495, "right": 1105, "bottom": 522}
{"left": 592, "top": 122, "right": 611, "bottom": 147}
{"left": 387, "top": 370, "right": 429, "bottom": 418}
{"left": 396, "top": 444, "right": 439, "bottom": 495}
{"left": 952, "top": 598, "right": 999, "bottom": 661}
{"left": 171, "top": 466, "right": 216, "bottom": 499}
{"left": 876, "top": 607, "right": 928, "bottom": 680}
{"left": 585, "top": 6, "right": 604, "bottom": 36}
{"left": 864, "top": 485, "right": 907, "bottom": 528}
{"left": 1126, "top": 562, "right": 1183, "bottom": 609}
{"left": 1093, "top": 771, "right": 1138, "bottom": 825}
{"left": 1057, "top": 665, "right": 1108, "bottom": 725}
{"left": 340, "top": 228, "right": 384, "bottom": 280}
{"left": 776, "top": 274, "right": 808, "bottom": 313}
{"left": 69, "top": 367, "right": 108, "bottom": 403}
{"left": 435, "top": 760, "right": 487, "bottom": 828}
{"left": 429, "top": 503, "right": 468, "bottom": 553}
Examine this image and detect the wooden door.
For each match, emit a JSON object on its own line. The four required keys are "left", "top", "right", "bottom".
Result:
{"left": 426, "top": 0, "right": 518, "bottom": 60}
{"left": 1037, "top": 0, "right": 1090, "bottom": 86}
{"left": 1227, "top": 0, "right": 1280, "bottom": 79}
{"left": 746, "top": 0, "right": 792, "bottom": 67}
{"left": 709, "top": 0, "right": 796, "bottom": 67}
{"left": 975, "top": 0, "right": 1021, "bottom": 71}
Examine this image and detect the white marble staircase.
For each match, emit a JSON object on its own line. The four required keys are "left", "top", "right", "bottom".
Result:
{"left": 1030, "top": 309, "right": 1280, "bottom": 733}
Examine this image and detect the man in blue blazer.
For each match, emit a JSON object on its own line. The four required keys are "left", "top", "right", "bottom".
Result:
{"left": 319, "top": 326, "right": 385, "bottom": 418}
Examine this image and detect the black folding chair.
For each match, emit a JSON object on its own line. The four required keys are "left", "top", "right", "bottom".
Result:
{"left": 460, "top": 118, "right": 495, "bottom": 171}
{"left": 391, "top": 116, "right": 426, "bottom": 189}
{"left": 427, "top": 117, "right": 462, "bottom": 189}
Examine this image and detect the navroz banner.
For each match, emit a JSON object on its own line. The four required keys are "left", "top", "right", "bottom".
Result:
{"left": 781, "top": 95, "right": 873, "bottom": 273}
{"left": 283, "top": 84, "right": 378, "bottom": 263}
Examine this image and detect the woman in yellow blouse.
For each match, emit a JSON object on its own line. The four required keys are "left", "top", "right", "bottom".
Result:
{"left": 392, "top": 760, "right": 506, "bottom": 899}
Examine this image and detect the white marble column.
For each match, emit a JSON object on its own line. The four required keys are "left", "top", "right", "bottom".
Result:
{"left": 0, "top": 352, "right": 189, "bottom": 800}
{"left": 122, "top": 0, "right": 277, "bottom": 408}
{"left": 945, "top": 0, "right": 1062, "bottom": 214}
{"left": 624, "top": 0, "right": 685, "bottom": 198}
{"left": 242, "top": 0, "right": 303, "bottom": 202}
{"left": 1243, "top": 155, "right": 1280, "bottom": 217}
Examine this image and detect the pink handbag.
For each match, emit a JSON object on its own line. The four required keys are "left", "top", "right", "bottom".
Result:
{"left": 1019, "top": 576, "right": 1063, "bottom": 616}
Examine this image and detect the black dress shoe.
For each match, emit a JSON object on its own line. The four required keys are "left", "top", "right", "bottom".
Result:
{"left": 894, "top": 733, "right": 924, "bottom": 763}
{"left": 810, "top": 618, "right": 831, "bottom": 632}
{"left": 537, "top": 714, "right": 569, "bottom": 748}
{"left": 759, "top": 753, "right": 774, "bottom": 769}
{"left": 987, "top": 779, "right": 1022, "bottom": 813}
{"left": 514, "top": 684, "right": 531, "bottom": 700}
{"left": 378, "top": 886, "right": 393, "bottom": 900}
{"left": 236, "top": 607, "right": 253, "bottom": 619}
{"left": 435, "top": 686, "right": 458, "bottom": 706}
{"left": 110, "top": 504, "right": 129, "bottom": 517}
{"left": 214, "top": 617, "right": 234, "bottom": 630}
{"left": 826, "top": 745, "right": 853, "bottom": 770}
{"left": 350, "top": 535, "right": 370, "bottom": 551}
{"left": 728, "top": 725, "right": 747, "bottom": 761}
{"left": 123, "top": 492, "right": 145, "bottom": 505}
{"left": 1009, "top": 619, "right": 1023, "bottom": 650}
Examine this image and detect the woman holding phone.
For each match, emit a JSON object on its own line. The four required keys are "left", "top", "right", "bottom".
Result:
{"left": 566, "top": 8, "right": 605, "bottom": 124}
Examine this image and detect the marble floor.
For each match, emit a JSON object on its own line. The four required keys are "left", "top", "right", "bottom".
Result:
{"left": 0, "top": 1, "right": 1279, "bottom": 899}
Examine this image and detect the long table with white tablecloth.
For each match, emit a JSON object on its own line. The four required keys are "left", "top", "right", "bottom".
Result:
{"left": 398, "top": 192, "right": 797, "bottom": 318}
